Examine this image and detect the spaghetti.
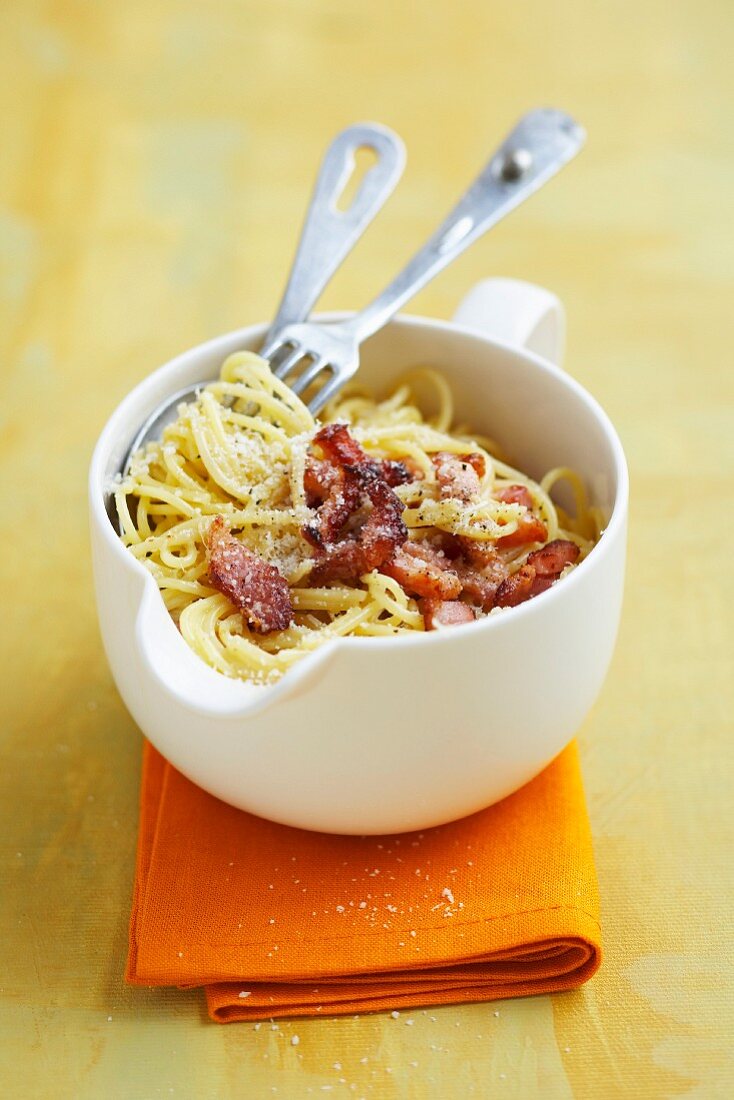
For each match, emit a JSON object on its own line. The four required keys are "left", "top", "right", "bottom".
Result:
{"left": 116, "top": 352, "right": 602, "bottom": 683}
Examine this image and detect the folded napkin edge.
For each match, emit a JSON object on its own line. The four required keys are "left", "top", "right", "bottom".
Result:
{"left": 205, "top": 948, "right": 603, "bottom": 1021}
{"left": 127, "top": 903, "right": 601, "bottom": 987}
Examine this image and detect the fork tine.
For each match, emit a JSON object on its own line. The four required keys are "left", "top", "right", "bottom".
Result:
{"left": 289, "top": 356, "right": 330, "bottom": 397}
{"left": 272, "top": 343, "right": 304, "bottom": 379}
{"left": 260, "top": 337, "right": 285, "bottom": 361}
{"left": 307, "top": 369, "right": 343, "bottom": 415}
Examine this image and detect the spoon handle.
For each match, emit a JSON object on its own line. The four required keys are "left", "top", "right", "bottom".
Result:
{"left": 344, "top": 109, "right": 585, "bottom": 344}
{"left": 265, "top": 122, "right": 405, "bottom": 343}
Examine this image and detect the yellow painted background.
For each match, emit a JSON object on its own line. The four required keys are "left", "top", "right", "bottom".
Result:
{"left": 1, "top": 1, "right": 732, "bottom": 1096}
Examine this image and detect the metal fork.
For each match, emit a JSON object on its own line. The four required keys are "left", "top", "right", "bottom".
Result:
{"left": 261, "top": 108, "right": 585, "bottom": 414}
{"left": 121, "top": 122, "right": 405, "bottom": 472}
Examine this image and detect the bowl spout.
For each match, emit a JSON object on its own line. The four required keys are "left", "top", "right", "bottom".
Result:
{"left": 133, "top": 576, "right": 340, "bottom": 720}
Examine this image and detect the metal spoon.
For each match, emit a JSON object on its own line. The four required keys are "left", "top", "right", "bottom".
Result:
{"left": 120, "top": 121, "right": 405, "bottom": 474}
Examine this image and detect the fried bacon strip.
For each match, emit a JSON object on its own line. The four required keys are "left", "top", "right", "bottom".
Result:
{"left": 302, "top": 465, "right": 361, "bottom": 550}
{"left": 529, "top": 539, "right": 580, "bottom": 576}
{"left": 495, "top": 483, "right": 533, "bottom": 509}
{"left": 304, "top": 423, "right": 407, "bottom": 583}
{"left": 204, "top": 516, "right": 293, "bottom": 633}
{"left": 401, "top": 532, "right": 507, "bottom": 611}
{"left": 381, "top": 458, "right": 414, "bottom": 488}
{"left": 493, "top": 564, "right": 541, "bottom": 608}
{"left": 452, "top": 553, "right": 507, "bottom": 611}
{"left": 303, "top": 457, "right": 340, "bottom": 504}
{"left": 420, "top": 598, "right": 476, "bottom": 630}
{"left": 494, "top": 539, "right": 580, "bottom": 608}
{"left": 304, "top": 455, "right": 411, "bottom": 507}
{"left": 455, "top": 535, "right": 503, "bottom": 571}
{"left": 428, "top": 533, "right": 507, "bottom": 611}
{"left": 432, "top": 451, "right": 486, "bottom": 503}
{"left": 381, "top": 541, "right": 462, "bottom": 600}
{"left": 497, "top": 513, "right": 548, "bottom": 547}
{"left": 495, "top": 483, "right": 548, "bottom": 547}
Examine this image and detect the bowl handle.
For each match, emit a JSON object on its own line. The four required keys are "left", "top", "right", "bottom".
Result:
{"left": 452, "top": 277, "right": 565, "bottom": 366}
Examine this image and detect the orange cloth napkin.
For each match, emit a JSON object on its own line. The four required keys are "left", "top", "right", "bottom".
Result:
{"left": 126, "top": 741, "right": 601, "bottom": 1022}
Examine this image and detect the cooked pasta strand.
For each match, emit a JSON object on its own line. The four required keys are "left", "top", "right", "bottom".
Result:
{"left": 118, "top": 353, "right": 598, "bottom": 683}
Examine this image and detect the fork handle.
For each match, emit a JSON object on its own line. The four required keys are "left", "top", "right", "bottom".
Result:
{"left": 342, "top": 109, "right": 585, "bottom": 344}
{"left": 264, "top": 122, "right": 405, "bottom": 343}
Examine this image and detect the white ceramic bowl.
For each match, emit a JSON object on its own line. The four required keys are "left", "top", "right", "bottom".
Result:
{"left": 89, "top": 279, "right": 627, "bottom": 834}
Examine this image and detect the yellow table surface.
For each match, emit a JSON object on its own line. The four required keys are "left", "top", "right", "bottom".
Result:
{"left": 2, "top": 1, "right": 732, "bottom": 1096}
